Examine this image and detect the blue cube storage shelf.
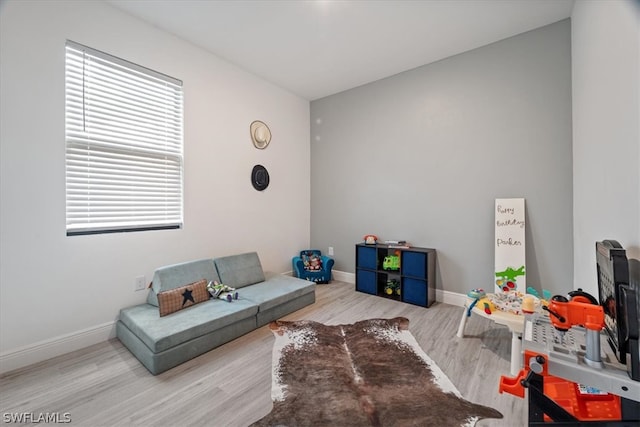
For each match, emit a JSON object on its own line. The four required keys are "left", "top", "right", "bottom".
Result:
{"left": 355, "top": 243, "right": 436, "bottom": 307}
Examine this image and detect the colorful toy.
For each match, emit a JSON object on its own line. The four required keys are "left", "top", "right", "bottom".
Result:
{"left": 481, "top": 299, "right": 493, "bottom": 315}
{"left": 488, "top": 290, "right": 544, "bottom": 315}
{"left": 207, "top": 280, "right": 238, "bottom": 302}
{"left": 302, "top": 255, "right": 322, "bottom": 271}
{"left": 383, "top": 255, "right": 400, "bottom": 270}
{"left": 384, "top": 279, "right": 400, "bottom": 296}
{"left": 467, "top": 288, "right": 486, "bottom": 299}
{"left": 474, "top": 295, "right": 495, "bottom": 315}
{"left": 495, "top": 265, "right": 525, "bottom": 291}
{"left": 466, "top": 288, "right": 491, "bottom": 316}
{"left": 526, "top": 286, "right": 551, "bottom": 307}
{"left": 363, "top": 234, "right": 378, "bottom": 245}
{"left": 521, "top": 295, "right": 536, "bottom": 313}
{"left": 526, "top": 286, "right": 540, "bottom": 298}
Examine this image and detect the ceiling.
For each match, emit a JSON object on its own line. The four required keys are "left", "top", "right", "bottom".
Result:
{"left": 107, "top": 0, "right": 575, "bottom": 101}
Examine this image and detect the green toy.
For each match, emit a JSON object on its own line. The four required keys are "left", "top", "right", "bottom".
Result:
{"left": 207, "top": 280, "right": 239, "bottom": 302}
{"left": 384, "top": 279, "right": 401, "bottom": 296}
{"left": 495, "top": 265, "right": 525, "bottom": 291}
{"left": 383, "top": 255, "right": 400, "bottom": 271}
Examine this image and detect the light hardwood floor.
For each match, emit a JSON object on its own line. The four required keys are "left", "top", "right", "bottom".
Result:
{"left": 0, "top": 281, "right": 526, "bottom": 426}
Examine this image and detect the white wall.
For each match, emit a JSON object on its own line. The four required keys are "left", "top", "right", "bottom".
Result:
{"left": 572, "top": 0, "right": 640, "bottom": 295}
{"left": 0, "top": 0, "right": 310, "bottom": 372}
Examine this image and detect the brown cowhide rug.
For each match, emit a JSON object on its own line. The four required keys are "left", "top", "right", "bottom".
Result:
{"left": 250, "top": 317, "right": 503, "bottom": 427}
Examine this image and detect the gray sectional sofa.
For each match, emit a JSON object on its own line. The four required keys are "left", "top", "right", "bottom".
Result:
{"left": 116, "top": 252, "right": 315, "bottom": 375}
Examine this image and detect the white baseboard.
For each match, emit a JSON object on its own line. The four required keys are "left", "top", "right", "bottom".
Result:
{"left": 0, "top": 321, "right": 116, "bottom": 375}
{"left": 437, "top": 289, "right": 467, "bottom": 307}
{"left": 332, "top": 270, "right": 355, "bottom": 283}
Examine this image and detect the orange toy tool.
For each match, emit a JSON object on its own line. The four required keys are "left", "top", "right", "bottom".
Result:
{"left": 543, "top": 294, "right": 605, "bottom": 331}
{"left": 542, "top": 291, "right": 606, "bottom": 368}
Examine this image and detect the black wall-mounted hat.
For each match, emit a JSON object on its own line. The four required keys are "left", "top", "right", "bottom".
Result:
{"left": 251, "top": 164, "right": 270, "bottom": 191}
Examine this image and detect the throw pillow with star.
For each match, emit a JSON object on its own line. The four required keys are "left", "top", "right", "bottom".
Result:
{"left": 157, "top": 279, "right": 210, "bottom": 317}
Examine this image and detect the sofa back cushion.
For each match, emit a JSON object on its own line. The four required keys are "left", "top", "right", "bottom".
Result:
{"left": 157, "top": 279, "right": 210, "bottom": 317}
{"left": 214, "top": 252, "right": 265, "bottom": 288}
{"left": 147, "top": 258, "right": 220, "bottom": 306}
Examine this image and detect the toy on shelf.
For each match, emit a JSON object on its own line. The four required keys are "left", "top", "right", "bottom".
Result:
{"left": 383, "top": 255, "right": 400, "bottom": 270}
{"left": 384, "top": 279, "right": 401, "bottom": 296}
{"left": 363, "top": 234, "right": 378, "bottom": 245}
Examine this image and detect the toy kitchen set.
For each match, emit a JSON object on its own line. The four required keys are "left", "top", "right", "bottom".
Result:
{"left": 500, "top": 240, "right": 640, "bottom": 426}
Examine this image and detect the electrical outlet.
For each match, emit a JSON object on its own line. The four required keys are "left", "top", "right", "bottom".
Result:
{"left": 135, "top": 275, "right": 146, "bottom": 292}
{"left": 328, "top": 246, "right": 334, "bottom": 256}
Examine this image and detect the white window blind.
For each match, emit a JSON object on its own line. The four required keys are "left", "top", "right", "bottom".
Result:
{"left": 65, "top": 40, "right": 184, "bottom": 235}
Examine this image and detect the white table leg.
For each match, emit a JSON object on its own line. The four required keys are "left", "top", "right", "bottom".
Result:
{"left": 510, "top": 331, "right": 522, "bottom": 375}
{"left": 456, "top": 307, "right": 468, "bottom": 338}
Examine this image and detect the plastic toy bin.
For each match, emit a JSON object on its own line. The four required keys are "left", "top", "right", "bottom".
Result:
{"left": 402, "top": 251, "right": 426, "bottom": 277}
{"left": 403, "top": 278, "right": 427, "bottom": 306}
{"left": 356, "top": 269, "right": 377, "bottom": 295}
{"left": 357, "top": 245, "right": 377, "bottom": 270}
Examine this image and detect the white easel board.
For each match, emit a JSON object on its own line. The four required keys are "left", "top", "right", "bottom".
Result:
{"left": 495, "top": 198, "right": 526, "bottom": 293}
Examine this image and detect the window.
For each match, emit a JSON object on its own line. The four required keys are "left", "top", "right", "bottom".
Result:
{"left": 65, "top": 40, "right": 183, "bottom": 235}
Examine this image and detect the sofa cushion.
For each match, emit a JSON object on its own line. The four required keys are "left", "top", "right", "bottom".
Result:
{"left": 147, "top": 258, "right": 220, "bottom": 306}
{"left": 214, "top": 252, "right": 265, "bottom": 288}
{"left": 157, "top": 279, "right": 210, "bottom": 317}
{"left": 238, "top": 272, "right": 315, "bottom": 312}
{"left": 119, "top": 299, "right": 258, "bottom": 353}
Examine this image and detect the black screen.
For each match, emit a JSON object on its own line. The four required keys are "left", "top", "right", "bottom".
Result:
{"left": 596, "top": 240, "right": 630, "bottom": 364}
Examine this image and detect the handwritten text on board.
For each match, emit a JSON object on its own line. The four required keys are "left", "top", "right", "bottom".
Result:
{"left": 494, "top": 199, "right": 526, "bottom": 292}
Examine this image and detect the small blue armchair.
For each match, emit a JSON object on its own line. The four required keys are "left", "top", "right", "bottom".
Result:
{"left": 293, "top": 249, "right": 334, "bottom": 284}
